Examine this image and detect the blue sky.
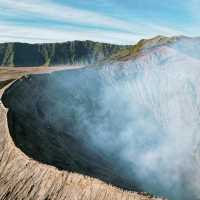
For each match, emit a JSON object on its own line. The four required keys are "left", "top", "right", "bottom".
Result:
{"left": 0, "top": 0, "right": 199, "bottom": 44}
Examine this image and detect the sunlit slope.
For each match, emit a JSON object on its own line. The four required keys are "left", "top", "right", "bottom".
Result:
{"left": 109, "top": 35, "right": 200, "bottom": 61}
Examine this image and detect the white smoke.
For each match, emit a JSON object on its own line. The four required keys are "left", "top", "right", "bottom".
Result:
{"left": 71, "top": 43, "right": 200, "bottom": 200}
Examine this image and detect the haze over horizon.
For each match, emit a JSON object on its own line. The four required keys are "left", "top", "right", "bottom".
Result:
{"left": 0, "top": 0, "right": 200, "bottom": 44}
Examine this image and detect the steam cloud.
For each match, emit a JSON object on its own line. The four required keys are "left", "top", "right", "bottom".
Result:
{"left": 43, "top": 40, "right": 200, "bottom": 200}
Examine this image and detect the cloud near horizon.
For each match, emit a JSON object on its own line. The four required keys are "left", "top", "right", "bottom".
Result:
{"left": 0, "top": 0, "right": 199, "bottom": 44}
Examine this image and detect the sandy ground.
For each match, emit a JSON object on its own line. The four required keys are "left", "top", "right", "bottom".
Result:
{"left": 0, "top": 66, "right": 83, "bottom": 81}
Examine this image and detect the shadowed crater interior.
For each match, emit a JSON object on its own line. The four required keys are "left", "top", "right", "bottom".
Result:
{"left": 1, "top": 68, "right": 139, "bottom": 192}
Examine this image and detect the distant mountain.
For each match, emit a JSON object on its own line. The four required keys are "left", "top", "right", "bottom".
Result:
{"left": 1, "top": 36, "right": 200, "bottom": 67}
{"left": 110, "top": 35, "right": 200, "bottom": 62}
{"left": 0, "top": 41, "right": 129, "bottom": 67}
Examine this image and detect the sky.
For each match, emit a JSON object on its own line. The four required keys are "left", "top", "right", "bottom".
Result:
{"left": 0, "top": 0, "right": 200, "bottom": 44}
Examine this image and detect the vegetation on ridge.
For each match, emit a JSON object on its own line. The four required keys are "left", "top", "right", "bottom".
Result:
{"left": 0, "top": 40, "right": 129, "bottom": 67}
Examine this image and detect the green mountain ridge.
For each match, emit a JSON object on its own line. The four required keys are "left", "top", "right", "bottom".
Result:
{"left": 0, "top": 40, "right": 129, "bottom": 67}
